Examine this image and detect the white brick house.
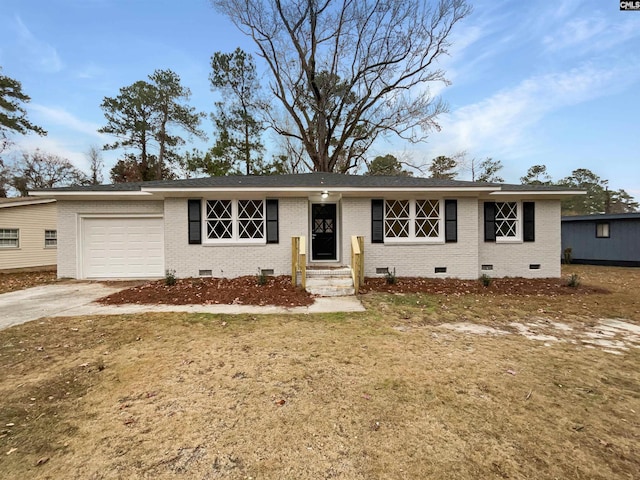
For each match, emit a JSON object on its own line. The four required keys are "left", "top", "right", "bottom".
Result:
{"left": 31, "top": 173, "right": 579, "bottom": 280}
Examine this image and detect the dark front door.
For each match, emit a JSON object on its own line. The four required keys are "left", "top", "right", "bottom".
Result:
{"left": 311, "top": 203, "right": 337, "bottom": 261}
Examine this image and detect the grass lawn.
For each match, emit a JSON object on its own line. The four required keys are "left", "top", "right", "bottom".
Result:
{"left": 0, "top": 265, "right": 638, "bottom": 479}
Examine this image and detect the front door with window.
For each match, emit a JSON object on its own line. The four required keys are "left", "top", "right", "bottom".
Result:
{"left": 311, "top": 203, "right": 337, "bottom": 261}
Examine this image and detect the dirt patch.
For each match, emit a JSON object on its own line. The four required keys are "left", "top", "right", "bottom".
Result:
{"left": 359, "top": 276, "right": 607, "bottom": 296}
{"left": 436, "top": 317, "right": 640, "bottom": 354}
{"left": 0, "top": 270, "right": 58, "bottom": 295}
{"left": 98, "top": 275, "right": 314, "bottom": 307}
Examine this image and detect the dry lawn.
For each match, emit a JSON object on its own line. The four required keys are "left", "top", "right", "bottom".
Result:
{"left": 0, "top": 265, "right": 638, "bottom": 479}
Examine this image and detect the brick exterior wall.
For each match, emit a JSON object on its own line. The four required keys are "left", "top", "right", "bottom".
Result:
{"left": 56, "top": 196, "right": 562, "bottom": 280}
{"left": 340, "top": 197, "right": 480, "bottom": 279}
{"left": 164, "top": 197, "right": 308, "bottom": 278}
{"left": 56, "top": 200, "right": 164, "bottom": 278}
{"left": 478, "top": 199, "right": 561, "bottom": 278}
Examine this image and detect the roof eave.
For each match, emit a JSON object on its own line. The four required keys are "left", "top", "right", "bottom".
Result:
{"left": 140, "top": 185, "right": 499, "bottom": 195}
{"left": 0, "top": 198, "right": 56, "bottom": 208}
{"left": 30, "top": 190, "right": 153, "bottom": 198}
{"left": 489, "top": 190, "right": 586, "bottom": 197}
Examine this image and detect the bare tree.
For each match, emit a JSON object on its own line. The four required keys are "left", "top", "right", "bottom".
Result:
{"left": 213, "top": 0, "right": 471, "bottom": 172}
{"left": 10, "top": 150, "right": 89, "bottom": 196}
{"left": 86, "top": 145, "right": 104, "bottom": 185}
{"left": 270, "top": 109, "right": 311, "bottom": 173}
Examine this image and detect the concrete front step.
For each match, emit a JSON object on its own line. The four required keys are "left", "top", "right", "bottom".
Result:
{"left": 306, "top": 267, "right": 352, "bottom": 277}
{"left": 306, "top": 285, "right": 356, "bottom": 297}
{"left": 306, "top": 276, "right": 353, "bottom": 288}
{"left": 304, "top": 266, "right": 355, "bottom": 296}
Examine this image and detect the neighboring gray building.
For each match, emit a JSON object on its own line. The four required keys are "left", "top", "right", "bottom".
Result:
{"left": 562, "top": 213, "right": 640, "bottom": 267}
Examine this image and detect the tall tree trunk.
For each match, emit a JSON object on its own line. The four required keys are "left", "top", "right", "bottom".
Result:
{"left": 157, "top": 110, "right": 169, "bottom": 180}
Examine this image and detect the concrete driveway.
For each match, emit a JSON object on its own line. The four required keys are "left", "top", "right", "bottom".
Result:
{"left": 0, "top": 282, "right": 127, "bottom": 330}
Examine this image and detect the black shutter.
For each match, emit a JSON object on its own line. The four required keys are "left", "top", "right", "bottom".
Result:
{"left": 523, "top": 202, "right": 535, "bottom": 242}
{"left": 266, "top": 199, "right": 279, "bottom": 244}
{"left": 371, "top": 199, "right": 384, "bottom": 243}
{"left": 445, "top": 199, "right": 457, "bottom": 243}
{"left": 188, "top": 199, "right": 202, "bottom": 244}
{"left": 484, "top": 201, "right": 496, "bottom": 242}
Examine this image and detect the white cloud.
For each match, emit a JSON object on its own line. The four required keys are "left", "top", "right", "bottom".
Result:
{"left": 6, "top": 135, "right": 89, "bottom": 171}
{"left": 4, "top": 106, "right": 109, "bottom": 175}
{"left": 13, "top": 15, "right": 63, "bottom": 73}
{"left": 76, "top": 63, "right": 105, "bottom": 80}
{"left": 543, "top": 15, "right": 640, "bottom": 53}
{"left": 29, "top": 104, "right": 103, "bottom": 138}
{"left": 421, "top": 62, "right": 640, "bottom": 160}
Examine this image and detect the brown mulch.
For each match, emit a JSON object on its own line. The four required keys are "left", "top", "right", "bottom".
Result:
{"left": 99, "top": 274, "right": 608, "bottom": 308}
{"left": 99, "top": 275, "right": 315, "bottom": 307}
{"left": 0, "top": 270, "right": 58, "bottom": 294}
{"left": 358, "top": 276, "right": 609, "bottom": 296}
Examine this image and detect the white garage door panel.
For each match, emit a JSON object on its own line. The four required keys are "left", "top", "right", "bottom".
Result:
{"left": 82, "top": 218, "right": 164, "bottom": 278}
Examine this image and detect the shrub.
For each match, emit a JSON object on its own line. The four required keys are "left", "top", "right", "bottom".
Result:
{"left": 480, "top": 274, "right": 492, "bottom": 287}
{"left": 256, "top": 268, "right": 268, "bottom": 286}
{"left": 567, "top": 273, "right": 580, "bottom": 288}
{"left": 385, "top": 268, "right": 397, "bottom": 285}
{"left": 165, "top": 269, "right": 177, "bottom": 286}
{"left": 563, "top": 247, "right": 573, "bottom": 265}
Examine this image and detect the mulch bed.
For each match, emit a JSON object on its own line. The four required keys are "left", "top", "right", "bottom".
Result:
{"left": 98, "top": 274, "right": 608, "bottom": 308}
{"left": 99, "top": 275, "right": 315, "bottom": 307}
{"left": 358, "top": 277, "right": 609, "bottom": 296}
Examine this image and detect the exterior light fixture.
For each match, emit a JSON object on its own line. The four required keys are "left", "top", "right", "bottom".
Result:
{"left": 321, "top": 190, "right": 329, "bottom": 199}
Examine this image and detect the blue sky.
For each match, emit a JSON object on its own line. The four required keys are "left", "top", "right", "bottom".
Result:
{"left": 0, "top": 0, "right": 638, "bottom": 196}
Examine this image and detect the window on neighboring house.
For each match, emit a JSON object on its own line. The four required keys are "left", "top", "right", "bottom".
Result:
{"left": 45, "top": 229, "right": 57, "bottom": 247}
{"left": 596, "top": 222, "right": 610, "bottom": 238}
{"left": 384, "top": 199, "right": 442, "bottom": 241}
{"left": 205, "top": 199, "right": 265, "bottom": 242}
{"left": 495, "top": 202, "right": 518, "bottom": 239}
{"left": 0, "top": 229, "right": 19, "bottom": 248}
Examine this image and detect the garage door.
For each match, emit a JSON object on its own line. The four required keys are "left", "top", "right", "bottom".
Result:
{"left": 81, "top": 217, "right": 164, "bottom": 279}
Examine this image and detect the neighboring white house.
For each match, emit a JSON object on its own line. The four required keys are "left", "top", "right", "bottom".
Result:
{"left": 31, "top": 173, "right": 580, "bottom": 281}
{"left": 0, "top": 197, "right": 57, "bottom": 271}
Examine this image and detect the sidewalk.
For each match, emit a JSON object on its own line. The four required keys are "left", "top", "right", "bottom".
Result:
{"left": 51, "top": 295, "right": 366, "bottom": 318}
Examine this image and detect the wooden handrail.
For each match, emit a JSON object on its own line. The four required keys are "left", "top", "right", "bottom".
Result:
{"left": 291, "top": 236, "right": 306, "bottom": 289}
{"left": 350, "top": 235, "right": 364, "bottom": 293}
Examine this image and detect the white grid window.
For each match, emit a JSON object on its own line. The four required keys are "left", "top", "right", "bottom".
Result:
{"left": 385, "top": 200, "right": 410, "bottom": 238}
{"left": 45, "top": 229, "right": 57, "bottom": 247}
{"left": 384, "top": 200, "right": 442, "bottom": 242}
{"left": 238, "top": 200, "right": 264, "bottom": 239}
{"left": 204, "top": 200, "right": 265, "bottom": 243}
{"left": 0, "top": 229, "right": 19, "bottom": 248}
{"left": 415, "top": 200, "right": 440, "bottom": 238}
{"left": 495, "top": 202, "right": 518, "bottom": 238}
{"left": 206, "top": 200, "right": 233, "bottom": 239}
